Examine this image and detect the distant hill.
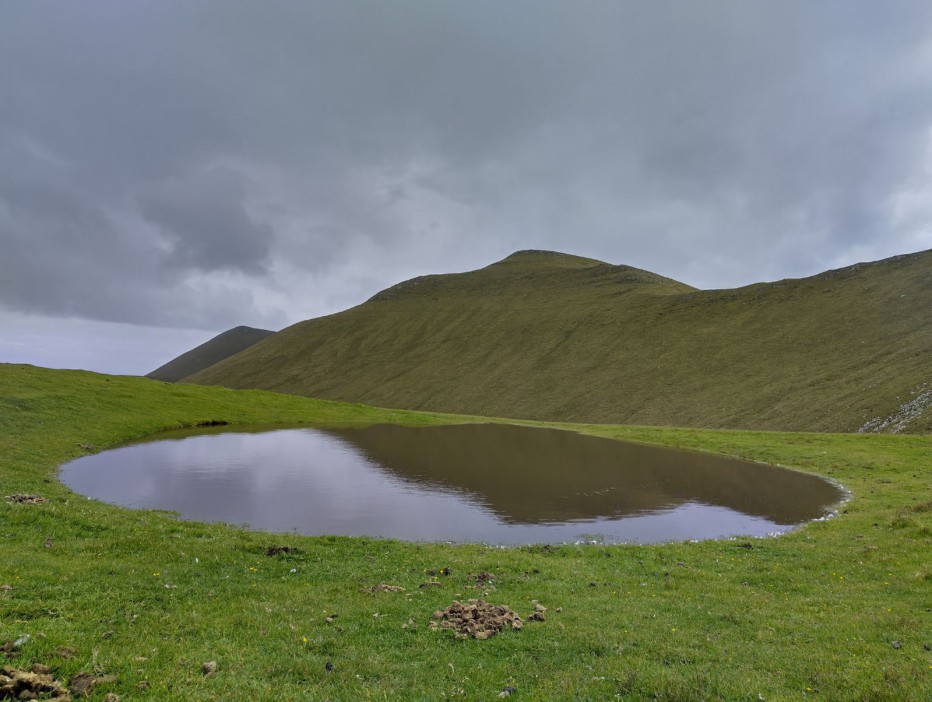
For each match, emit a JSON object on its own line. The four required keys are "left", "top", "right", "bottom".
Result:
{"left": 147, "top": 326, "right": 274, "bottom": 382}
{"left": 184, "top": 250, "right": 931, "bottom": 433}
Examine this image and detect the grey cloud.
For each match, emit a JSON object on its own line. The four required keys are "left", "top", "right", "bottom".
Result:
{"left": 139, "top": 167, "right": 273, "bottom": 274}
{"left": 0, "top": 135, "right": 282, "bottom": 330}
{"left": 1, "top": 0, "right": 931, "bottom": 334}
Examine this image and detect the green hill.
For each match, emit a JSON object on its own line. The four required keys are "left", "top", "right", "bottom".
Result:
{"left": 147, "top": 325, "right": 274, "bottom": 382}
{"left": 185, "top": 249, "right": 931, "bottom": 433}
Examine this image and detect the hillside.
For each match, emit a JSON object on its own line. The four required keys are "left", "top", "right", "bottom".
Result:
{"left": 184, "top": 249, "right": 932, "bottom": 432}
{"left": 147, "top": 325, "right": 274, "bottom": 381}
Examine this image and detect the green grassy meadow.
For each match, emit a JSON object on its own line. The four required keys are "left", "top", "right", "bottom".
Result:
{"left": 1, "top": 364, "right": 930, "bottom": 700}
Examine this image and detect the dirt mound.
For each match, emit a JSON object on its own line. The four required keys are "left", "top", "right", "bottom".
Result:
{"left": 0, "top": 665, "right": 71, "bottom": 701}
{"left": 360, "top": 583, "right": 405, "bottom": 593}
{"left": 5, "top": 495, "right": 47, "bottom": 505}
{"left": 69, "top": 671, "right": 117, "bottom": 697}
{"left": 431, "top": 600, "right": 523, "bottom": 640}
{"left": 264, "top": 545, "right": 294, "bottom": 556}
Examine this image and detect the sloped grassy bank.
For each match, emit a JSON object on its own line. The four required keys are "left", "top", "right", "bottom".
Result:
{"left": 1, "top": 364, "right": 929, "bottom": 701}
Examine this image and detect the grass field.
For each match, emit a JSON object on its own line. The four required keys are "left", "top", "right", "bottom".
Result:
{"left": 1, "top": 364, "right": 930, "bottom": 700}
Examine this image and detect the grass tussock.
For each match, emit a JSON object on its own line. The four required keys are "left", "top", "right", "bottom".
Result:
{"left": 1, "top": 364, "right": 930, "bottom": 700}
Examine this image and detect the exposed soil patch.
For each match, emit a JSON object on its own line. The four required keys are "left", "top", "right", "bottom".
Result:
{"left": 1, "top": 665, "right": 71, "bottom": 701}
{"left": 466, "top": 572, "right": 496, "bottom": 590}
{"left": 431, "top": 600, "right": 523, "bottom": 640}
{"left": 528, "top": 602, "right": 547, "bottom": 621}
{"left": 0, "top": 639, "right": 23, "bottom": 658}
{"left": 360, "top": 583, "right": 405, "bottom": 593}
{"left": 5, "top": 495, "right": 47, "bottom": 505}
{"left": 264, "top": 545, "right": 294, "bottom": 556}
{"left": 69, "top": 672, "right": 117, "bottom": 698}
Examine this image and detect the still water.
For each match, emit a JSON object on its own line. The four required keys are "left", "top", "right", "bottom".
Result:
{"left": 60, "top": 424, "right": 842, "bottom": 545}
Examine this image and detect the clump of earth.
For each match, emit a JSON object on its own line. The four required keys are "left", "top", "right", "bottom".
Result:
{"left": 360, "top": 583, "right": 405, "bottom": 593}
{"left": 264, "top": 545, "right": 294, "bottom": 556}
{"left": 5, "top": 495, "right": 46, "bottom": 505}
{"left": 431, "top": 600, "right": 525, "bottom": 640}
{"left": 0, "top": 665, "right": 70, "bottom": 701}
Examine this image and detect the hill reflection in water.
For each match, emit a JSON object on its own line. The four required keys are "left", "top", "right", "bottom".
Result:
{"left": 60, "top": 424, "right": 842, "bottom": 544}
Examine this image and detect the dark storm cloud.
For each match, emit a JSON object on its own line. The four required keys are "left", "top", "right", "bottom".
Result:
{"left": 1, "top": 0, "right": 931, "bottom": 335}
{"left": 139, "top": 167, "right": 273, "bottom": 274}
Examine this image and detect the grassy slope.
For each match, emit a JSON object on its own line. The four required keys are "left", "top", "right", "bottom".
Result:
{"left": 2, "top": 364, "right": 930, "bottom": 701}
{"left": 186, "top": 249, "right": 932, "bottom": 433}
{"left": 147, "top": 326, "right": 274, "bottom": 382}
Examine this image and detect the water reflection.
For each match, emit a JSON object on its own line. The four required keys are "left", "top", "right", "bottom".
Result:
{"left": 60, "top": 424, "right": 842, "bottom": 544}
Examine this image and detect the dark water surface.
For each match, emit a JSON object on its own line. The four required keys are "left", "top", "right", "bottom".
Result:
{"left": 60, "top": 424, "right": 842, "bottom": 544}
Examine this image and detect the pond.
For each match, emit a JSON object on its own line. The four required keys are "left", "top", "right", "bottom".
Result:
{"left": 60, "top": 423, "right": 843, "bottom": 545}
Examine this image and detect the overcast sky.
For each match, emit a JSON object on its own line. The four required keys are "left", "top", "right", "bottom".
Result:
{"left": 2, "top": 1, "right": 931, "bottom": 375}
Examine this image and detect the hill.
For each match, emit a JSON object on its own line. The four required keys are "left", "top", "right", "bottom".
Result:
{"left": 184, "top": 249, "right": 931, "bottom": 432}
{"left": 147, "top": 325, "right": 274, "bottom": 381}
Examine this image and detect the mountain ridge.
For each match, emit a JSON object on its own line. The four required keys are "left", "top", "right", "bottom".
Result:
{"left": 183, "top": 249, "right": 931, "bottom": 433}
{"left": 147, "top": 325, "right": 275, "bottom": 382}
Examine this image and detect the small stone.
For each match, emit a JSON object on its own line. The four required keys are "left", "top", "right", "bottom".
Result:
{"left": 499, "top": 686, "right": 517, "bottom": 698}
{"left": 325, "top": 661, "right": 334, "bottom": 672}
{"left": 891, "top": 640, "right": 902, "bottom": 649}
